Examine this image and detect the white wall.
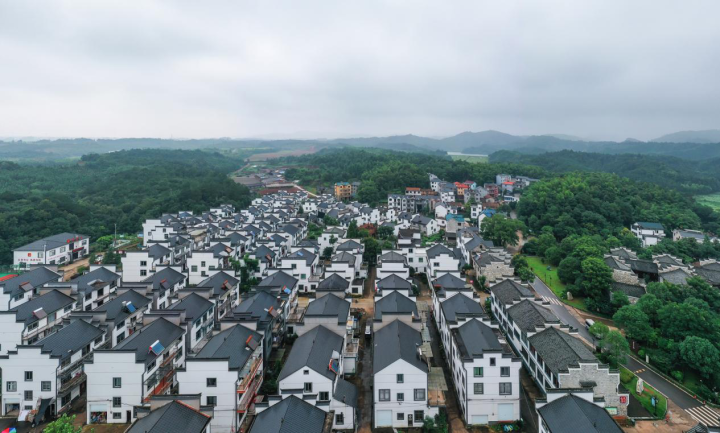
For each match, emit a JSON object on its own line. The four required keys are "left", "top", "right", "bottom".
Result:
{"left": 374, "top": 359, "right": 437, "bottom": 428}
{"left": 86, "top": 351, "right": 144, "bottom": 424}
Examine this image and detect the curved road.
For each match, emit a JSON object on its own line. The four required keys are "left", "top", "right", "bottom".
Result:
{"left": 531, "top": 277, "right": 720, "bottom": 426}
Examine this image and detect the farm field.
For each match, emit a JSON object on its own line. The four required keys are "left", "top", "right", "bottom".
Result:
{"left": 247, "top": 147, "right": 318, "bottom": 162}
{"left": 448, "top": 152, "right": 488, "bottom": 163}
{"left": 696, "top": 192, "right": 720, "bottom": 211}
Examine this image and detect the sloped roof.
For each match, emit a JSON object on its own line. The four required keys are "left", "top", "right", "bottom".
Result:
{"left": 336, "top": 239, "right": 362, "bottom": 251}
{"left": 127, "top": 401, "right": 211, "bottom": 433}
{"left": 11, "top": 290, "right": 75, "bottom": 325}
{"left": 168, "top": 293, "right": 213, "bottom": 322}
{"left": 1, "top": 267, "right": 61, "bottom": 296}
{"left": 278, "top": 326, "right": 343, "bottom": 382}
{"left": 375, "top": 291, "right": 418, "bottom": 321}
{"left": 506, "top": 300, "right": 559, "bottom": 331}
{"left": 305, "top": 294, "right": 350, "bottom": 324}
{"left": 93, "top": 290, "right": 151, "bottom": 325}
{"left": 34, "top": 319, "right": 103, "bottom": 361}
{"left": 257, "top": 271, "right": 298, "bottom": 290}
{"left": 490, "top": 279, "right": 534, "bottom": 305}
{"left": 452, "top": 319, "right": 502, "bottom": 359}
{"left": 538, "top": 394, "right": 623, "bottom": 433}
{"left": 250, "top": 396, "right": 326, "bottom": 433}
{"left": 427, "top": 244, "right": 453, "bottom": 259}
{"left": 528, "top": 327, "right": 597, "bottom": 376}
{"left": 611, "top": 282, "right": 647, "bottom": 298}
{"left": 316, "top": 273, "right": 350, "bottom": 291}
{"left": 143, "top": 267, "right": 186, "bottom": 291}
{"left": 373, "top": 320, "right": 426, "bottom": 374}
{"left": 234, "top": 291, "right": 282, "bottom": 325}
{"left": 195, "top": 324, "right": 261, "bottom": 370}
{"left": 197, "top": 271, "right": 239, "bottom": 296}
{"left": 440, "top": 295, "right": 485, "bottom": 323}
{"left": 334, "top": 377, "right": 358, "bottom": 408}
{"left": 114, "top": 318, "right": 184, "bottom": 365}
{"left": 376, "top": 274, "right": 412, "bottom": 290}
{"left": 14, "top": 233, "right": 88, "bottom": 251}
{"left": 433, "top": 273, "right": 467, "bottom": 290}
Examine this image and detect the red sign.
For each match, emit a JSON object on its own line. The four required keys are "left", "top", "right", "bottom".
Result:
{"left": 620, "top": 396, "right": 628, "bottom": 404}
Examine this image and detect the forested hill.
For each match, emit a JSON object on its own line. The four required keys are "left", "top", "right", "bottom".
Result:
{"left": 0, "top": 149, "right": 250, "bottom": 264}
{"left": 282, "top": 148, "right": 546, "bottom": 204}
{"left": 490, "top": 150, "right": 720, "bottom": 195}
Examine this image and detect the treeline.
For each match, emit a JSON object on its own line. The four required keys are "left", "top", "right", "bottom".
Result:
{"left": 0, "top": 149, "right": 250, "bottom": 263}
{"left": 283, "top": 148, "right": 546, "bottom": 205}
{"left": 490, "top": 150, "right": 720, "bottom": 194}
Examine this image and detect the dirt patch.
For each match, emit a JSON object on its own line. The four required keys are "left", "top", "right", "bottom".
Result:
{"left": 247, "top": 147, "right": 317, "bottom": 162}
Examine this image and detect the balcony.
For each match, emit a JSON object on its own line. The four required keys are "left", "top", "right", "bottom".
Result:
{"left": 144, "top": 365, "right": 175, "bottom": 401}
{"left": 237, "top": 357, "right": 262, "bottom": 394}
{"left": 238, "top": 375, "right": 262, "bottom": 413}
{"left": 59, "top": 371, "right": 86, "bottom": 394}
{"left": 286, "top": 306, "right": 306, "bottom": 324}
{"left": 343, "top": 337, "right": 359, "bottom": 358}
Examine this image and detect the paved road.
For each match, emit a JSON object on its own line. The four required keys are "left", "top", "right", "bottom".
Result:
{"left": 531, "top": 277, "right": 720, "bottom": 425}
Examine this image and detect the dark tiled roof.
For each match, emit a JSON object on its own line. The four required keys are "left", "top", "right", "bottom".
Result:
{"left": 195, "top": 324, "right": 261, "bottom": 370}
{"left": 611, "top": 282, "right": 646, "bottom": 299}
{"left": 452, "top": 319, "right": 502, "bottom": 359}
{"left": 334, "top": 377, "right": 358, "bottom": 408}
{"left": 1, "top": 267, "right": 61, "bottom": 296}
{"left": 433, "top": 273, "right": 467, "bottom": 290}
{"left": 379, "top": 251, "right": 406, "bottom": 262}
{"left": 490, "top": 279, "right": 534, "bottom": 305}
{"left": 331, "top": 252, "right": 357, "bottom": 266}
{"left": 305, "top": 294, "right": 350, "bottom": 324}
{"left": 628, "top": 259, "right": 658, "bottom": 275}
{"left": 336, "top": 240, "right": 362, "bottom": 251}
{"left": 316, "top": 273, "right": 350, "bottom": 291}
{"left": 528, "top": 327, "right": 597, "bottom": 376}
{"left": 250, "top": 396, "right": 326, "bottom": 433}
{"left": 71, "top": 267, "right": 120, "bottom": 293}
{"left": 440, "top": 295, "right": 485, "bottom": 323}
{"left": 35, "top": 319, "right": 103, "bottom": 361}
{"left": 538, "top": 394, "right": 623, "bottom": 433}
{"left": 375, "top": 291, "right": 418, "bottom": 321}
{"left": 278, "top": 326, "right": 343, "bottom": 382}
{"left": 197, "top": 271, "right": 239, "bottom": 296}
{"left": 427, "top": 244, "right": 453, "bottom": 259}
{"left": 114, "top": 318, "right": 184, "bottom": 365}
{"left": 376, "top": 274, "right": 412, "bottom": 290}
{"left": 93, "top": 290, "right": 151, "bottom": 325}
{"left": 142, "top": 267, "right": 186, "bottom": 291}
{"left": 127, "top": 401, "right": 211, "bottom": 433}
{"left": 287, "top": 249, "right": 316, "bottom": 266}
{"left": 506, "top": 300, "right": 559, "bottom": 331}
{"left": 258, "top": 271, "right": 298, "bottom": 290}
{"left": 168, "top": 293, "right": 213, "bottom": 322}
{"left": 373, "top": 320, "right": 427, "bottom": 374}
{"left": 11, "top": 290, "right": 75, "bottom": 325}
{"left": 234, "top": 291, "right": 281, "bottom": 325}
{"left": 147, "top": 244, "right": 171, "bottom": 260}
{"left": 14, "top": 233, "right": 88, "bottom": 251}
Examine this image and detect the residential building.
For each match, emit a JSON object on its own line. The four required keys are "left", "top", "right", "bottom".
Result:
{"left": 0, "top": 290, "right": 76, "bottom": 350}
{"left": 250, "top": 395, "right": 334, "bottom": 433}
{"left": 334, "top": 182, "right": 352, "bottom": 201}
{"left": 126, "top": 396, "right": 212, "bottom": 433}
{"left": 536, "top": 390, "right": 624, "bottom": 433}
{"left": 0, "top": 267, "right": 62, "bottom": 311}
{"left": 13, "top": 233, "right": 90, "bottom": 268}
{"left": 631, "top": 221, "right": 666, "bottom": 247}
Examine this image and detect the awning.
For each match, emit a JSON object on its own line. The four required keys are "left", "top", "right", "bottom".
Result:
{"left": 36, "top": 398, "right": 53, "bottom": 424}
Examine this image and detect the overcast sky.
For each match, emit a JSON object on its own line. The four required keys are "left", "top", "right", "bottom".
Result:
{"left": 1, "top": 1, "right": 719, "bottom": 141}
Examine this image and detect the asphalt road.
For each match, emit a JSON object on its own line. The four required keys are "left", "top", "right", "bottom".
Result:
{"left": 530, "top": 276, "right": 719, "bottom": 423}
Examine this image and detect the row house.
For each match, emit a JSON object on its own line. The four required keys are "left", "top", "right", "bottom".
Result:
{"left": 139, "top": 266, "right": 187, "bottom": 309}
{"left": 91, "top": 289, "right": 152, "bottom": 346}
{"left": 376, "top": 251, "right": 410, "bottom": 280}
{"left": 373, "top": 320, "right": 439, "bottom": 429}
{"left": 13, "top": 233, "right": 90, "bottom": 269}
{"left": 249, "top": 245, "right": 276, "bottom": 279}
{"left": 195, "top": 270, "right": 240, "bottom": 320}
{"left": 373, "top": 290, "right": 421, "bottom": 332}
{"left": 86, "top": 317, "right": 186, "bottom": 425}
{"left": 168, "top": 293, "right": 215, "bottom": 354}
{"left": 232, "top": 290, "right": 284, "bottom": 367}
{"left": 278, "top": 248, "right": 319, "bottom": 292}
{"left": 70, "top": 265, "right": 121, "bottom": 311}
{"left": 278, "top": 326, "right": 358, "bottom": 430}
{"left": 187, "top": 251, "right": 224, "bottom": 285}
{"left": 0, "top": 266, "right": 62, "bottom": 311}
{"left": 0, "top": 289, "right": 76, "bottom": 351}
{"left": 316, "top": 273, "right": 352, "bottom": 298}
{"left": 426, "top": 244, "right": 462, "bottom": 279}
{"left": 177, "top": 324, "right": 263, "bottom": 431}
{"left": 374, "top": 274, "right": 413, "bottom": 299}
{"left": 0, "top": 319, "right": 106, "bottom": 420}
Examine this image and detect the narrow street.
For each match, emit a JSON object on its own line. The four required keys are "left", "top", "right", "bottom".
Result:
{"left": 531, "top": 276, "right": 720, "bottom": 427}
{"left": 353, "top": 266, "right": 376, "bottom": 433}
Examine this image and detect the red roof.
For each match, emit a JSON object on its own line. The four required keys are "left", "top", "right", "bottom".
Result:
{"left": 406, "top": 187, "right": 421, "bottom": 191}
{"left": 0, "top": 274, "right": 18, "bottom": 282}
{"left": 454, "top": 182, "right": 469, "bottom": 188}
{"left": 502, "top": 181, "right": 514, "bottom": 185}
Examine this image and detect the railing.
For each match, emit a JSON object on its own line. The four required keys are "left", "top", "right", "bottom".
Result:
{"left": 144, "top": 365, "right": 175, "bottom": 401}
{"left": 344, "top": 337, "right": 359, "bottom": 357}
{"left": 58, "top": 351, "right": 94, "bottom": 376}
{"left": 287, "top": 306, "right": 305, "bottom": 324}
{"left": 237, "top": 376, "right": 262, "bottom": 413}
{"left": 237, "top": 357, "right": 262, "bottom": 393}
{"left": 59, "top": 372, "right": 86, "bottom": 394}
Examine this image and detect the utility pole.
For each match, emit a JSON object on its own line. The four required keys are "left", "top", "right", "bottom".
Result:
{"left": 114, "top": 223, "right": 117, "bottom": 249}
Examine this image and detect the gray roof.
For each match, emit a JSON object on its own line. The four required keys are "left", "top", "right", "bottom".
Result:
{"left": 373, "top": 320, "right": 427, "bottom": 374}
{"left": 234, "top": 291, "right": 282, "bottom": 327}
{"left": 1, "top": 267, "right": 61, "bottom": 297}
{"left": 490, "top": 279, "right": 534, "bottom": 305}
{"left": 464, "top": 235, "right": 494, "bottom": 251}
{"left": 278, "top": 326, "right": 343, "bottom": 382}
{"left": 611, "top": 282, "right": 646, "bottom": 299}
{"left": 376, "top": 274, "right": 412, "bottom": 290}
{"left": 34, "top": 319, "right": 103, "bottom": 361}
{"left": 334, "top": 377, "right": 358, "bottom": 408}
{"left": 696, "top": 267, "right": 720, "bottom": 285}
{"left": 11, "top": 290, "right": 75, "bottom": 326}
{"left": 197, "top": 271, "right": 239, "bottom": 296}
{"left": 250, "top": 396, "right": 326, "bottom": 433}
{"left": 331, "top": 252, "right": 357, "bottom": 266}
{"left": 427, "top": 244, "right": 453, "bottom": 259}
{"left": 195, "top": 324, "right": 262, "bottom": 370}
{"left": 287, "top": 249, "right": 316, "bottom": 266}
{"left": 71, "top": 267, "right": 120, "bottom": 294}
{"left": 433, "top": 273, "right": 467, "bottom": 290}
{"left": 634, "top": 221, "right": 665, "bottom": 230}
{"left": 147, "top": 243, "right": 171, "bottom": 260}
{"left": 506, "top": 300, "right": 559, "bottom": 332}
{"left": 142, "top": 267, "right": 186, "bottom": 291}
{"left": 375, "top": 291, "right": 418, "bottom": 321}
{"left": 316, "top": 273, "right": 350, "bottom": 291}
{"left": 169, "top": 293, "right": 213, "bottom": 322}
{"left": 659, "top": 269, "right": 691, "bottom": 285}
{"left": 93, "top": 290, "right": 151, "bottom": 325}
{"left": 305, "top": 294, "right": 350, "bottom": 324}
{"left": 604, "top": 256, "right": 631, "bottom": 272}
{"left": 538, "top": 394, "right": 623, "bottom": 433}
{"left": 114, "top": 318, "right": 185, "bottom": 365}
{"left": 379, "top": 251, "right": 406, "bottom": 263}
{"left": 257, "top": 271, "right": 298, "bottom": 290}
{"left": 14, "top": 233, "right": 88, "bottom": 252}
{"left": 336, "top": 239, "right": 362, "bottom": 251}
{"left": 528, "top": 327, "right": 597, "bottom": 376}
{"left": 127, "top": 400, "right": 211, "bottom": 433}
{"left": 452, "top": 319, "right": 502, "bottom": 359}
{"left": 440, "top": 295, "right": 485, "bottom": 323}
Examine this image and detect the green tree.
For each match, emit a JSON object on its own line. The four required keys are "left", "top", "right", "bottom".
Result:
{"left": 636, "top": 293, "right": 663, "bottom": 327}
{"left": 611, "top": 290, "right": 630, "bottom": 311}
{"left": 517, "top": 267, "right": 535, "bottom": 283}
{"left": 600, "top": 330, "right": 630, "bottom": 368}
{"left": 679, "top": 336, "right": 720, "bottom": 379}
{"left": 347, "top": 220, "right": 360, "bottom": 238}
{"left": 480, "top": 214, "right": 527, "bottom": 247}
{"left": 589, "top": 321, "right": 610, "bottom": 340}
{"left": 613, "top": 305, "right": 655, "bottom": 343}
{"left": 579, "top": 257, "right": 612, "bottom": 302}
{"left": 362, "top": 237, "right": 380, "bottom": 265}
{"left": 44, "top": 414, "right": 84, "bottom": 433}
{"left": 377, "top": 225, "right": 394, "bottom": 239}
{"left": 321, "top": 247, "right": 334, "bottom": 260}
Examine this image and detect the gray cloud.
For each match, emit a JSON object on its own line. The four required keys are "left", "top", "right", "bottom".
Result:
{"left": 0, "top": 0, "right": 718, "bottom": 141}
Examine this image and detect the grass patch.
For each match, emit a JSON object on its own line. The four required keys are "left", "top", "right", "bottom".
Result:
{"left": 620, "top": 366, "right": 668, "bottom": 418}
{"left": 697, "top": 192, "right": 720, "bottom": 212}
{"left": 525, "top": 256, "right": 587, "bottom": 310}
{"left": 450, "top": 154, "right": 488, "bottom": 163}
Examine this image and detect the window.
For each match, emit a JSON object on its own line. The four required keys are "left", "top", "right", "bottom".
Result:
{"left": 418, "top": 257, "right": 424, "bottom": 263}
{"left": 28, "top": 322, "right": 38, "bottom": 331}
{"left": 474, "top": 383, "right": 484, "bottom": 394}
{"left": 113, "top": 397, "right": 122, "bottom": 407}
{"left": 397, "top": 374, "right": 404, "bottom": 383}
{"left": 207, "top": 378, "right": 217, "bottom": 387}
{"left": 24, "top": 391, "right": 33, "bottom": 401}
{"left": 195, "top": 329, "right": 202, "bottom": 340}
{"left": 499, "top": 383, "right": 512, "bottom": 395}
{"left": 64, "top": 305, "right": 73, "bottom": 313}
{"left": 490, "top": 357, "right": 496, "bottom": 366}
{"left": 206, "top": 396, "right": 217, "bottom": 406}
{"left": 473, "top": 367, "right": 483, "bottom": 377}
{"left": 414, "top": 389, "right": 425, "bottom": 401}
{"left": 335, "top": 413, "right": 344, "bottom": 425}
{"left": 397, "top": 413, "right": 405, "bottom": 420}
{"left": 397, "top": 393, "right": 404, "bottom": 401}
{"left": 414, "top": 411, "right": 424, "bottom": 422}
{"left": 140, "top": 261, "right": 147, "bottom": 266}
{"left": 41, "top": 381, "right": 51, "bottom": 391}
{"left": 303, "top": 369, "right": 309, "bottom": 375}
{"left": 409, "top": 258, "right": 414, "bottom": 263}
{"left": 434, "top": 262, "right": 439, "bottom": 267}
{"left": 501, "top": 367, "right": 510, "bottom": 377}
{"left": 191, "top": 265, "right": 198, "bottom": 272}
{"left": 24, "top": 371, "right": 33, "bottom": 382}
{"left": 140, "top": 270, "right": 147, "bottom": 277}
{"left": 304, "top": 382, "right": 313, "bottom": 393}
{"left": 201, "top": 261, "right": 206, "bottom": 267}
{"left": 113, "top": 377, "right": 122, "bottom": 388}
{"left": 6, "top": 381, "right": 16, "bottom": 392}
{"left": 319, "top": 391, "right": 329, "bottom": 401}
{"left": 147, "top": 360, "right": 156, "bottom": 372}
{"left": 379, "top": 389, "right": 390, "bottom": 401}
{"left": 113, "top": 412, "right": 122, "bottom": 420}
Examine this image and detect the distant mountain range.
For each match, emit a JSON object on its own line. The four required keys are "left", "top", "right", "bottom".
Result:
{"left": 1, "top": 129, "right": 718, "bottom": 162}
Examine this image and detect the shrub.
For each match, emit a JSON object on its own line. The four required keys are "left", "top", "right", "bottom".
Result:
{"left": 638, "top": 349, "right": 646, "bottom": 358}
{"left": 620, "top": 368, "right": 633, "bottom": 384}
{"left": 671, "top": 370, "right": 684, "bottom": 382}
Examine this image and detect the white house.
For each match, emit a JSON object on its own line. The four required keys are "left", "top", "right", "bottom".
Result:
{"left": 631, "top": 221, "right": 666, "bottom": 247}
{"left": 426, "top": 244, "right": 461, "bottom": 279}
{"left": 373, "top": 320, "right": 439, "bottom": 429}
{"left": 278, "top": 248, "right": 319, "bottom": 293}
{"left": 376, "top": 251, "right": 410, "bottom": 281}
{"left": 13, "top": 233, "right": 90, "bottom": 269}
{"left": 92, "top": 289, "right": 152, "bottom": 347}
{"left": 177, "top": 324, "right": 263, "bottom": 431}
{"left": 0, "top": 290, "right": 76, "bottom": 351}
{"left": 187, "top": 251, "right": 223, "bottom": 285}
{"left": 536, "top": 390, "right": 624, "bottom": 433}
{"left": 0, "top": 267, "right": 62, "bottom": 311}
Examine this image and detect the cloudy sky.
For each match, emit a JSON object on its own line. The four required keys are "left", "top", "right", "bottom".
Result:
{"left": 1, "top": 1, "right": 718, "bottom": 141}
